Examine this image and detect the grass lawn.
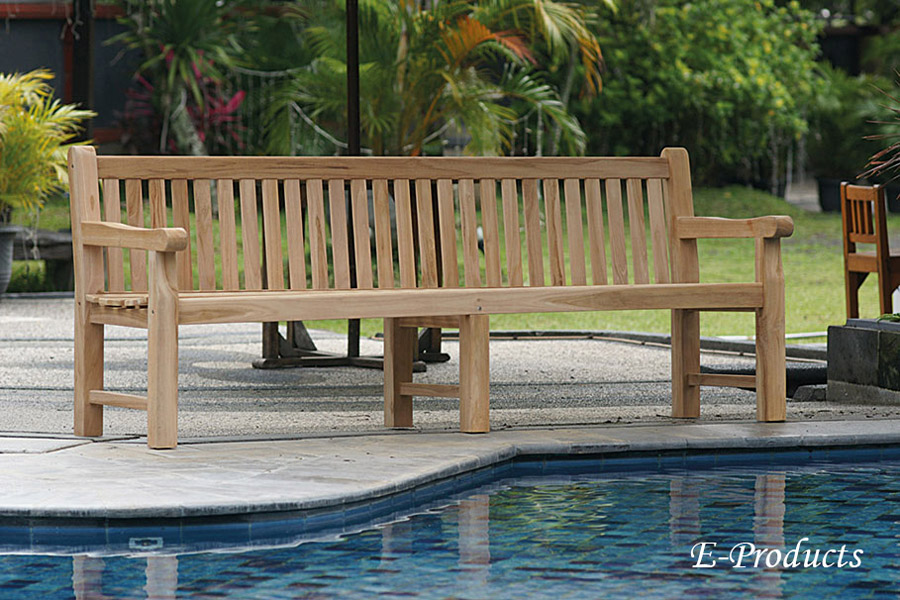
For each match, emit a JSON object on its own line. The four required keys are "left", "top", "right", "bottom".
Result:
{"left": 11, "top": 185, "right": 900, "bottom": 342}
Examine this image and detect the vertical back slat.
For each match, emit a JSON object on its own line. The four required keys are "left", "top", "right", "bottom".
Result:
{"left": 193, "top": 180, "right": 216, "bottom": 290}
{"left": 522, "top": 179, "right": 544, "bottom": 286}
{"left": 458, "top": 178, "right": 481, "bottom": 287}
{"left": 394, "top": 179, "right": 417, "bottom": 288}
{"left": 647, "top": 178, "right": 670, "bottom": 283}
{"left": 479, "top": 179, "right": 502, "bottom": 287}
{"left": 372, "top": 179, "right": 394, "bottom": 289}
{"left": 283, "top": 179, "right": 307, "bottom": 290}
{"left": 217, "top": 179, "right": 239, "bottom": 291}
{"left": 171, "top": 179, "right": 193, "bottom": 291}
{"left": 102, "top": 178, "right": 125, "bottom": 292}
{"left": 307, "top": 179, "right": 329, "bottom": 289}
{"left": 605, "top": 179, "right": 629, "bottom": 284}
{"left": 415, "top": 179, "right": 439, "bottom": 288}
{"left": 351, "top": 179, "right": 374, "bottom": 289}
{"left": 262, "top": 179, "right": 284, "bottom": 291}
{"left": 149, "top": 179, "right": 166, "bottom": 228}
{"left": 501, "top": 179, "right": 523, "bottom": 286}
{"left": 564, "top": 179, "right": 586, "bottom": 286}
{"left": 585, "top": 179, "right": 607, "bottom": 285}
{"left": 239, "top": 179, "right": 262, "bottom": 290}
{"left": 125, "top": 179, "right": 146, "bottom": 292}
{"left": 543, "top": 178, "right": 565, "bottom": 286}
{"left": 437, "top": 179, "right": 459, "bottom": 287}
{"left": 626, "top": 178, "right": 649, "bottom": 285}
{"left": 329, "top": 179, "right": 351, "bottom": 290}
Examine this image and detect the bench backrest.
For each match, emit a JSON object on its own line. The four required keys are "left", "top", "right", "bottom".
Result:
{"left": 68, "top": 147, "right": 699, "bottom": 296}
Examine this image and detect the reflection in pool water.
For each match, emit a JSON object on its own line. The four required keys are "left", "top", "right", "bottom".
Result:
{"left": 2, "top": 453, "right": 899, "bottom": 599}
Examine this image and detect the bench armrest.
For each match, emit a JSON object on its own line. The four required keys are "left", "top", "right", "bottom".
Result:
{"left": 81, "top": 221, "right": 189, "bottom": 252}
{"left": 674, "top": 216, "right": 793, "bottom": 240}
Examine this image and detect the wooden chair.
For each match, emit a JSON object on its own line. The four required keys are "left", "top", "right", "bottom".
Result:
{"left": 841, "top": 182, "right": 900, "bottom": 318}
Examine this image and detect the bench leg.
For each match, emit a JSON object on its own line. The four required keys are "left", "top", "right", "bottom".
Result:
{"left": 459, "top": 314, "right": 489, "bottom": 433}
{"left": 384, "top": 318, "right": 415, "bottom": 428}
{"left": 756, "top": 239, "right": 786, "bottom": 422}
{"left": 74, "top": 308, "right": 104, "bottom": 437}
{"left": 147, "top": 252, "right": 179, "bottom": 449}
{"left": 671, "top": 309, "right": 700, "bottom": 418}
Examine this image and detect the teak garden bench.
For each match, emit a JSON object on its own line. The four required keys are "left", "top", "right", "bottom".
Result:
{"left": 68, "top": 146, "right": 793, "bottom": 449}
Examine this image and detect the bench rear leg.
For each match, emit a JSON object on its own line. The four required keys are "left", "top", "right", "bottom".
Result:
{"left": 459, "top": 314, "right": 489, "bottom": 433}
{"left": 384, "top": 318, "right": 416, "bottom": 428}
{"left": 756, "top": 238, "right": 786, "bottom": 422}
{"left": 74, "top": 314, "right": 104, "bottom": 437}
{"left": 671, "top": 309, "right": 700, "bottom": 418}
{"left": 147, "top": 252, "right": 179, "bottom": 449}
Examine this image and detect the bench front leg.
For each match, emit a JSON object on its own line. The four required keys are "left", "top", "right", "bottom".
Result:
{"left": 459, "top": 314, "right": 490, "bottom": 433}
{"left": 74, "top": 307, "right": 104, "bottom": 437}
{"left": 147, "top": 251, "right": 179, "bottom": 449}
{"left": 384, "top": 318, "right": 416, "bottom": 428}
{"left": 755, "top": 238, "right": 786, "bottom": 422}
{"left": 671, "top": 309, "right": 700, "bottom": 418}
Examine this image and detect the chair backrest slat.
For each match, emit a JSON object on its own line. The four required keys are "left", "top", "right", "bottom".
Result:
{"left": 328, "top": 179, "right": 351, "bottom": 290}
{"left": 564, "top": 179, "right": 587, "bottom": 286}
{"left": 437, "top": 179, "right": 460, "bottom": 287}
{"left": 647, "top": 178, "right": 670, "bottom": 284}
{"left": 193, "top": 180, "right": 216, "bottom": 291}
{"left": 605, "top": 179, "right": 628, "bottom": 285}
{"left": 544, "top": 179, "right": 566, "bottom": 286}
{"left": 394, "top": 179, "right": 417, "bottom": 288}
{"left": 262, "top": 179, "right": 285, "bottom": 291}
{"left": 283, "top": 179, "right": 307, "bottom": 290}
{"left": 458, "top": 178, "right": 481, "bottom": 287}
{"left": 416, "top": 179, "right": 439, "bottom": 288}
{"left": 584, "top": 178, "right": 607, "bottom": 285}
{"left": 626, "top": 178, "right": 650, "bottom": 285}
{"left": 306, "top": 179, "right": 330, "bottom": 290}
{"left": 372, "top": 179, "right": 394, "bottom": 289}
{"left": 501, "top": 178, "right": 523, "bottom": 286}
{"left": 217, "top": 179, "right": 240, "bottom": 291}
{"left": 350, "top": 179, "right": 374, "bottom": 290}
{"left": 479, "top": 178, "right": 503, "bottom": 287}
{"left": 171, "top": 179, "right": 193, "bottom": 291}
{"left": 102, "top": 178, "right": 125, "bottom": 292}
{"left": 124, "top": 178, "right": 147, "bottom": 292}
{"left": 522, "top": 179, "right": 544, "bottom": 286}
{"left": 239, "top": 179, "right": 262, "bottom": 290}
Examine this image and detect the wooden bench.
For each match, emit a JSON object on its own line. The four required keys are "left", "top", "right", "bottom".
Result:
{"left": 68, "top": 146, "right": 793, "bottom": 449}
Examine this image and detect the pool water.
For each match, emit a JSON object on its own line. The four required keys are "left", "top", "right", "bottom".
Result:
{"left": 2, "top": 451, "right": 899, "bottom": 599}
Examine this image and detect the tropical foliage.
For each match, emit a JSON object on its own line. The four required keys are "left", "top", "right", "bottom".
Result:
{"left": 0, "top": 70, "right": 94, "bottom": 222}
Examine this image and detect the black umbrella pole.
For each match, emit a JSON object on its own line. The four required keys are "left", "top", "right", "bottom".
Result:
{"left": 346, "top": 0, "right": 362, "bottom": 357}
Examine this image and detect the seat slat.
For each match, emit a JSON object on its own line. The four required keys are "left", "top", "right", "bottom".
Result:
{"left": 124, "top": 179, "right": 147, "bottom": 292}
{"left": 283, "top": 179, "right": 307, "bottom": 290}
{"left": 262, "top": 179, "right": 285, "bottom": 291}
{"left": 459, "top": 178, "right": 481, "bottom": 287}
{"left": 351, "top": 178, "right": 374, "bottom": 289}
{"left": 522, "top": 178, "right": 544, "bottom": 286}
{"left": 239, "top": 179, "right": 262, "bottom": 290}
{"left": 329, "top": 179, "right": 351, "bottom": 290}
{"left": 564, "top": 179, "right": 587, "bottom": 286}
{"left": 479, "top": 179, "right": 502, "bottom": 287}
{"left": 606, "top": 179, "right": 629, "bottom": 284}
{"left": 647, "top": 178, "right": 670, "bottom": 283}
{"left": 102, "top": 178, "right": 125, "bottom": 292}
{"left": 416, "top": 179, "right": 439, "bottom": 288}
{"left": 394, "top": 179, "right": 417, "bottom": 288}
{"left": 543, "top": 178, "right": 566, "bottom": 286}
{"left": 626, "top": 178, "right": 650, "bottom": 285}
{"left": 307, "top": 179, "right": 330, "bottom": 289}
{"left": 193, "top": 180, "right": 216, "bottom": 290}
{"left": 171, "top": 179, "right": 193, "bottom": 290}
{"left": 501, "top": 179, "right": 523, "bottom": 286}
{"left": 437, "top": 179, "right": 459, "bottom": 287}
{"left": 372, "top": 179, "right": 394, "bottom": 289}
{"left": 585, "top": 178, "right": 607, "bottom": 285}
{"left": 217, "top": 179, "right": 240, "bottom": 290}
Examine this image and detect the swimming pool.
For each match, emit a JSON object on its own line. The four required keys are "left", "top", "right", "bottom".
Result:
{"left": 1, "top": 448, "right": 898, "bottom": 598}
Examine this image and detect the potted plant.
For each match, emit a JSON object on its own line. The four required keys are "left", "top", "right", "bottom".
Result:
{"left": 0, "top": 69, "right": 94, "bottom": 294}
{"left": 862, "top": 74, "right": 900, "bottom": 212}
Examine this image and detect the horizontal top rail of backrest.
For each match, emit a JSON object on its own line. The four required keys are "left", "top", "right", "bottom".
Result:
{"left": 94, "top": 156, "right": 671, "bottom": 181}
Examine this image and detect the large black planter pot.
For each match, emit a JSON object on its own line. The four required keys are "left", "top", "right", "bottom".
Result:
{"left": 816, "top": 177, "right": 844, "bottom": 213}
{"left": 827, "top": 319, "right": 900, "bottom": 404}
{"left": 0, "top": 224, "right": 20, "bottom": 296}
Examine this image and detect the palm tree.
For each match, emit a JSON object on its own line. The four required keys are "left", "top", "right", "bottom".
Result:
{"left": 266, "top": 0, "right": 604, "bottom": 157}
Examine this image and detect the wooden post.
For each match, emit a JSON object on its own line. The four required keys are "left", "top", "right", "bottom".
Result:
{"left": 147, "top": 251, "right": 179, "bottom": 448}
{"left": 459, "top": 314, "right": 490, "bottom": 433}
{"left": 755, "top": 237, "right": 786, "bottom": 422}
{"left": 384, "top": 318, "right": 415, "bottom": 428}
